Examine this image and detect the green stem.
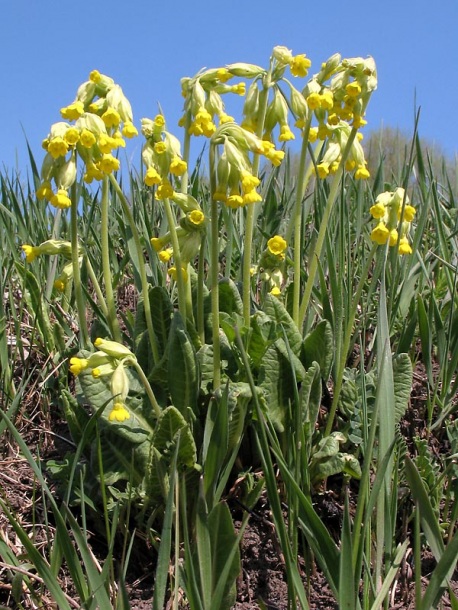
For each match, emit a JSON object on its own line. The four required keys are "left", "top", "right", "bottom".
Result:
{"left": 196, "top": 235, "right": 206, "bottom": 345}
{"left": 109, "top": 175, "right": 160, "bottom": 364}
{"left": 70, "top": 181, "right": 89, "bottom": 347}
{"left": 45, "top": 209, "right": 62, "bottom": 300}
{"left": 163, "top": 198, "right": 188, "bottom": 327}
{"left": 291, "top": 118, "right": 313, "bottom": 326}
{"left": 242, "top": 73, "right": 271, "bottom": 327}
{"left": 85, "top": 256, "right": 110, "bottom": 320}
{"left": 130, "top": 358, "right": 162, "bottom": 418}
{"left": 101, "top": 175, "right": 122, "bottom": 343}
{"left": 209, "top": 143, "right": 221, "bottom": 389}
{"left": 324, "top": 243, "right": 378, "bottom": 436}
{"left": 297, "top": 128, "right": 358, "bottom": 330}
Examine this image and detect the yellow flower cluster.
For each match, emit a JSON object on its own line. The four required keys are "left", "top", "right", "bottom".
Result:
{"left": 37, "top": 71, "right": 138, "bottom": 208}
{"left": 180, "top": 65, "right": 260, "bottom": 138}
{"left": 21, "top": 239, "right": 83, "bottom": 293}
{"left": 369, "top": 188, "right": 415, "bottom": 254}
{"left": 69, "top": 338, "right": 136, "bottom": 422}
{"left": 141, "top": 114, "right": 188, "bottom": 197}
{"left": 211, "top": 123, "right": 285, "bottom": 209}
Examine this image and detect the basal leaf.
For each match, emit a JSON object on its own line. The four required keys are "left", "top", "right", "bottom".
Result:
{"left": 302, "top": 320, "right": 334, "bottom": 380}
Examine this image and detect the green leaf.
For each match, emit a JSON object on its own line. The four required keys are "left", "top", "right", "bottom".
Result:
{"left": 15, "top": 261, "right": 55, "bottom": 351}
{"left": 262, "top": 293, "right": 303, "bottom": 355}
{"left": 208, "top": 502, "right": 241, "bottom": 610}
{"left": 339, "top": 497, "right": 356, "bottom": 610}
{"left": 248, "top": 310, "right": 276, "bottom": 367}
{"left": 258, "top": 341, "right": 298, "bottom": 432}
{"left": 300, "top": 361, "right": 322, "bottom": 444}
{"left": 218, "top": 278, "right": 243, "bottom": 316}
{"left": 302, "top": 320, "right": 334, "bottom": 380}
{"left": 393, "top": 353, "right": 413, "bottom": 424}
{"left": 167, "top": 313, "right": 200, "bottom": 419}
{"left": 90, "top": 427, "right": 150, "bottom": 485}
{"left": 135, "top": 286, "right": 173, "bottom": 370}
{"left": 144, "top": 406, "right": 197, "bottom": 503}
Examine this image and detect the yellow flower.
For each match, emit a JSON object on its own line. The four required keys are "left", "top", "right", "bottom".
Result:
{"left": 108, "top": 402, "right": 130, "bottom": 422}
{"left": 306, "top": 93, "right": 321, "bottom": 110}
{"left": 155, "top": 180, "right": 175, "bottom": 200}
{"left": 267, "top": 235, "right": 287, "bottom": 256}
{"left": 355, "top": 165, "right": 370, "bottom": 180}
{"left": 54, "top": 279, "right": 66, "bottom": 292}
{"left": 226, "top": 192, "right": 244, "bottom": 209}
{"left": 64, "top": 127, "right": 80, "bottom": 146}
{"left": 145, "top": 166, "right": 162, "bottom": 186}
{"left": 264, "top": 147, "right": 285, "bottom": 167}
{"left": 400, "top": 204, "right": 416, "bottom": 222}
{"left": 97, "top": 154, "right": 120, "bottom": 174}
{"left": 50, "top": 189, "right": 72, "bottom": 209}
{"left": 80, "top": 129, "right": 97, "bottom": 148}
{"left": 278, "top": 125, "right": 295, "bottom": 142}
{"left": 188, "top": 210, "right": 205, "bottom": 226}
{"left": 154, "top": 141, "right": 167, "bottom": 154}
{"left": 243, "top": 190, "right": 262, "bottom": 204}
{"left": 371, "top": 222, "right": 390, "bottom": 245}
{"left": 151, "top": 237, "right": 166, "bottom": 252}
{"left": 346, "top": 82, "right": 361, "bottom": 98}
{"left": 158, "top": 248, "right": 173, "bottom": 262}
{"left": 389, "top": 229, "right": 399, "bottom": 246}
{"left": 69, "top": 357, "right": 89, "bottom": 375}
{"left": 216, "top": 68, "right": 233, "bottom": 83}
{"left": 231, "top": 82, "right": 246, "bottom": 95}
{"left": 241, "top": 171, "right": 260, "bottom": 193}
{"left": 60, "top": 101, "right": 85, "bottom": 121}
{"left": 169, "top": 156, "right": 187, "bottom": 176}
{"left": 36, "top": 181, "right": 54, "bottom": 201}
{"left": 168, "top": 266, "right": 188, "bottom": 282}
{"left": 122, "top": 121, "right": 138, "bottom": 138}
{"left": 48, "top": 137, "right": 69, "bottom": 159}
{"left": 21, "top": 244, "right": 40, "bottom": 263}
{"left": 270, "top": 286, "right": 281, "bottom": 297}
{"left": 398, "top": 237, "right": 412, "bottom": 255}
{"left": 101, "top": 107, "right": 121, "bottom": 128}
{"left": 316, "top": 162, "right": 330, "bottom": 179}
{"left": 369, "top": 202, "right": 386, "bottom": 219}
{"left": 289, "top": 54, "right": 311, "bottom": 77}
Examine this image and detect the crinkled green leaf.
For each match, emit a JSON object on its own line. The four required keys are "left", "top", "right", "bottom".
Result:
{"left": 145, "top": 406, "right": 197, "bottom": 503}
{"left": 393, "top": 353, "right": 413, "bottom": 424}
{"left": 262, "top": 293, "right": 303, "bottom": 355}
{"left": 302, "top": 320, "right": 334, "bottom": 380}
{"left": 248, "top": 310, "right": 276, "bottom": 367}
{"left": 218, "top": 278, "right": 243, "bottom": 316}
{"left": 301, "top": 361, "right": 322, "bottom": 444}
{"left": 167, "top": 313, "right": 200, "bottom": 419}
{"left": 258, "top": 341, "right": 298, "bottom": 432}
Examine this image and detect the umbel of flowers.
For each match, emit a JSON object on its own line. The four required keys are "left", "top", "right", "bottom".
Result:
{"left": 21, "top": 239, "right": 83, "bottom": 292}
{"left": 369, "top": 187, "right": 415, "bottom": 254}
{"left": 69, "top": 338, "right": 136, "bottom": 422}
{"left": 37, "top": 70, "right": 138, "bottom": 209}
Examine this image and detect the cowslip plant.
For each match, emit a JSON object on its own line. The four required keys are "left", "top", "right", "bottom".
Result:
{"left": 14, "top": 42, "right": 442, "bottom": 610}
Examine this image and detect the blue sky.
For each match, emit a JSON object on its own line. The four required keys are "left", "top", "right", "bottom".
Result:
{"left": 1, "top": 0, "right": 457, "bottom": 176}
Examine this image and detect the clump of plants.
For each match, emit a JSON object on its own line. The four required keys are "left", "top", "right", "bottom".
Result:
{"left": 1, "top": 44, "right": 457, "bottom": 610}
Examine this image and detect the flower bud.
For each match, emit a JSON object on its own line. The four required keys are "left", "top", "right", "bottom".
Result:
{"left": 56, "top": 152, "right": 77, "bottom": 190}
{"left": 93, "top": 338, "right": 135, "bottom": 360}
{"left": 111, "top": 362, "right": 129, "bottom": 402}
{"left": 272, "top": 46, "right": 293, "bottom": 64}
{"left": 226, "top": 63, "right": 265, "bottom": 78}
